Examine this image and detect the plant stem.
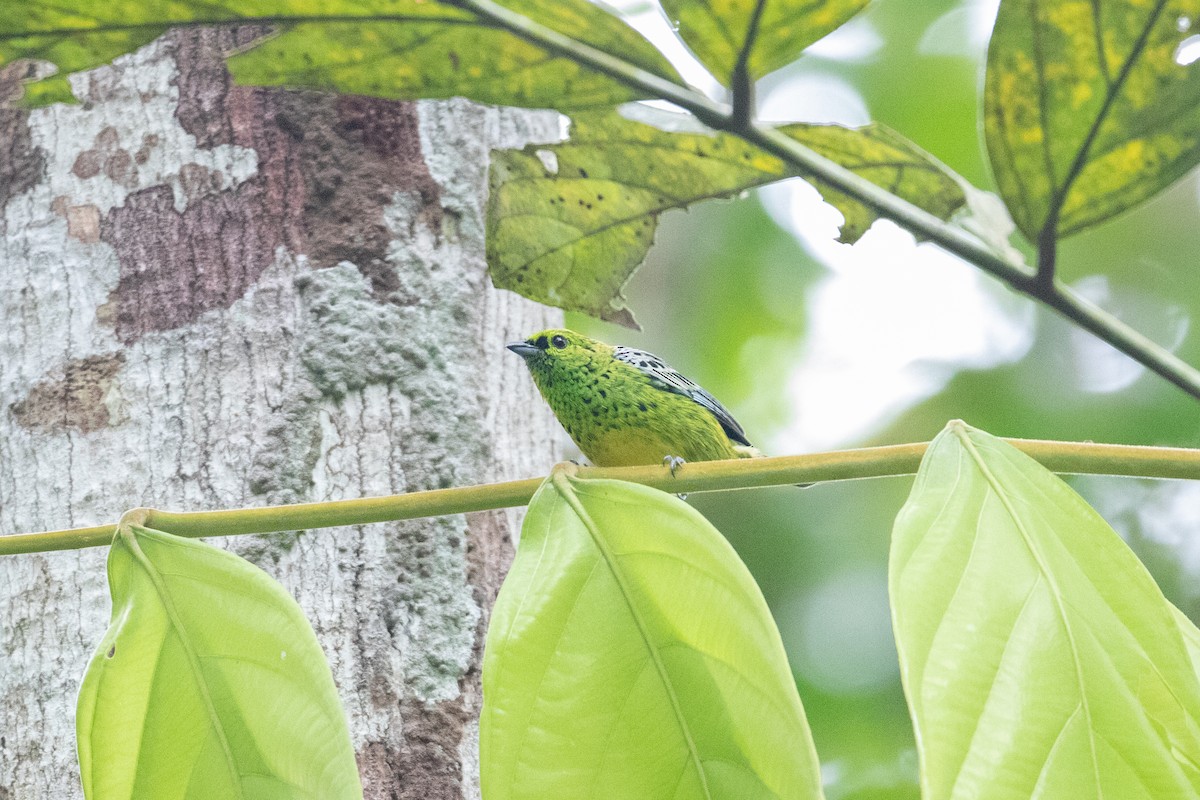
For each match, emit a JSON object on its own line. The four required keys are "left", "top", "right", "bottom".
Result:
{"left": 3, "top": 438, "right": 1199, "bottom": 556}
{"left": 729, "top": 0, "right": 768, "bottom": 126}
{"left": 455, "top": 0, "right": 1200, "bottom": 400}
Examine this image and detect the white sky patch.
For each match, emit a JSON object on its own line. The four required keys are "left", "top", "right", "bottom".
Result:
{"left": 760, "top": 180, "right": 1034, "bottom": 451}
{"left": 802, "top": 17, "right": 885, "bottom": 62}
{"left": 1065, "top": 275, "right": 1189, "bottom": 394}
{"left": 918, "top": 0, "right": 1001, "bottom": 58}
{"left": 605, "top": 0, "right": 723, "bottom": 97}
{"left": 758, "top": 72, "right": 871, "bottom": 125}
{"left": 1176, "top": 34, "right": 1200, "bottom": 66}
{"left": 1129, "top": 481, "right": 1200, "bottom": 582}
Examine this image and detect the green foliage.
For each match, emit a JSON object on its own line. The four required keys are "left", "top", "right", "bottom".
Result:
{"left": 984, "top": 0, "right": 1200, "bottom": 242}
{"left": 227, "top": 0, "right": 681, "bottom": 111}
{"left": 659, "top": 0, "right": 870, "bottom": 84}
{"left": 892, "top": 423, "right": 1200, "bottom": 798}
{"left": 489, "top": 110, "right": 964, "bottom": 326}
{"left": 77, "top": 525, "right": 362, "bottom": 800}
{"left": 480, "top": 471, "right": 825, "bottom": 799}
{"left": 1, "top": 0, "right": 679, "bottom": 112}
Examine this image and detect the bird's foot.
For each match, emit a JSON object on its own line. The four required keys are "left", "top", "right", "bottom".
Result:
{"left": 662, "top": 455, "right": 686, "bottom": 477}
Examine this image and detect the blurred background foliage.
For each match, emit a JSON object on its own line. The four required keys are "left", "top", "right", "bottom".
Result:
{"left": 568, "top": 0, "right": 1200, "bottom": 795}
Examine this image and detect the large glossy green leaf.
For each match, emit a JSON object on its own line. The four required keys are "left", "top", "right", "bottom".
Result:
{"left": 77, "top": 525, "right": 361, "bottom": 800}
{"left": 2, "top": 0, "right": 679, "bottom": 110}
{"left": 891, "top": 422, "right": 1200, "bottom": 799}
{"left": 480, "top": 471, "right": 824, "bottom": 799}
{"left": 659, "top": 0, "right": 869, "bottom": 84}
{"left": 984, "top": 0, "right": 1200, "bottom": 242}
{"left": 487, "top": 109, "right": 965, "bottom": 326}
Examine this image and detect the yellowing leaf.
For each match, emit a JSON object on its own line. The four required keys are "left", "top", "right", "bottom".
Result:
{"left": 3, "top": 1, "right": 680, "bottom": 111}
{"left": 660, "top": 0, "right": 869, "bottom": 84}
{"left": 228, "top": 1, "right": 681, "bottom": 111}
{"left": 77, "top": 525, "right": 361, "bottom": 800}
{"left": 488, "top": 110, "right": 966, "bottom": 326}
{"left": 481, "top": 472, "right": 825, "bottom": 799}
{"left": 984, "top": 0, "right": 1200, "bottom": 241}
{"left": 892, "top": 422, "right": 1200, "bottom": 799}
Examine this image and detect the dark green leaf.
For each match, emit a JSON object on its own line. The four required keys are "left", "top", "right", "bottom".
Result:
{"left": 1, "top": 1, "right": 680, "bottom": 111}
{"left": 229, "top": 1, "right": 682, "bottom": 111}
{"left": 488, "top": 109, "right": 966, "bottom": 325}
{"left": 984, "top": 0, "right": 1200, "bottom": 241}
{"left": 892, "top": 422, "right": 1200, "bottom": 798}
{"left": 481, "top": 472, "right": 825, "bottom": 799}
{"left": 77, "top": 525, "right": 361, "bottom": 800}
{"left": 660, "top": 0, "right": 869, "bottom": 84}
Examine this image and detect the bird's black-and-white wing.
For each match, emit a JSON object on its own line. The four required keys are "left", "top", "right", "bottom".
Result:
{"left": 612, "top": 346, "right": 753, "bottom": 447}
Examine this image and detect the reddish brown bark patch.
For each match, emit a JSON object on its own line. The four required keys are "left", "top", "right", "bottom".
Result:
{"left": 0, "top": 107, "right": 44, "bottom": 215}
{"left": 173, "top": 29, "right": 443, "bottom": 300}
{"left": 50, "top": 197, "right": 102, "bottom": 243}
{"left": 101, "top": 30, "right": 306, "bottom": 344}
{"left": 103, "top": 29, "right": 447, "bottom": 341}
{"left": 289, "top": 93, "right": 445, "bottom": 300}
{"left": 100, "top": 180, "right": 291, "bottom": 343}
{"left": 360, "top": 698, "right": 474, "bottom": 800}
{"left": 11, "top": 353, "right": 126, "bottom": 433}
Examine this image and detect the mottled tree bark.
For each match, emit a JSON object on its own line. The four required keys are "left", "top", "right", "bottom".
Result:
{"left": 0, "top": 29, "right": 560, "bottom": 799}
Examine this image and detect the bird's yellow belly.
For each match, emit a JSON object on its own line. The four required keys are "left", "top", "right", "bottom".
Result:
{"left": 583, "top": 428, "right": 679, "bottom": 467}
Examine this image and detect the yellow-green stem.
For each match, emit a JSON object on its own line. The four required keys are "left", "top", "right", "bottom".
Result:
{"left": 3, "top": 437, "right": 1199, "bottom": 556}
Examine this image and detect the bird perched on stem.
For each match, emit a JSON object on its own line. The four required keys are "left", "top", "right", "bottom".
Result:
{"left": 507, "top": 329, "right": 763, "bottom": 469}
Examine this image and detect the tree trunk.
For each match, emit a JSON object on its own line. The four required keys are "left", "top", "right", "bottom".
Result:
{"left": 0, "top": 28, "right": 560, "bottom": 799}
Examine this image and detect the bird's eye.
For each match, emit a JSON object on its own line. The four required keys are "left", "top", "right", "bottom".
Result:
{"left": 551, "top": 335, "right": 568, "bottom": 349}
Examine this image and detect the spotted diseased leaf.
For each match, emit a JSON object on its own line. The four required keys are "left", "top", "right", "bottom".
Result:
{"left": 1, "top": 1, "right": 680, "bottom": 111}
{"left": 660, "top": 0, "right": 869, "bottom": 84}
{"left": 481, "top": 473, "right": 825, "bottom": 799}
{"left": 985, "top": 0, "right": 1200, "bottom": 242}
{"left": 892, "top": 422, "right": 1200, "bottom": 799}
{"left": 488, "top": 110, "right": 965, "bottom": 326}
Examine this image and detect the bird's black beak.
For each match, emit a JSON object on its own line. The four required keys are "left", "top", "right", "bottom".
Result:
{"left": 506, "top": 341, "right": 540, "bottom": 359}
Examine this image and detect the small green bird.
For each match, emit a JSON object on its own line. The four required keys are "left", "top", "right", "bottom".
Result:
{"left": 507, "top": 329, "right": 763, "bottom": 468}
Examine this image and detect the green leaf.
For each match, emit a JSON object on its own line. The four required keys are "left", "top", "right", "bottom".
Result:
{"left": 480, "top": 472, "right": 824, "bottom": 799}
{"left": 3, "top": 1, "right": 680, "bottom": 111}
{"left": 659, "top": 0, "right": 869, "bottom": 84}
{"left": 891, "top": 422, "right": 1200, "bottom": 799}
{"left": 487, "top": 109, "right": 965, "bottom": 326}
{"left": 229, "top": 1, "right": 682, "bottom": 111}
{"left": 984, "top": 0, "right": 1200, "bottom": 242}
{"left": 77, "top": 525, "right": 362, "bottom": 800}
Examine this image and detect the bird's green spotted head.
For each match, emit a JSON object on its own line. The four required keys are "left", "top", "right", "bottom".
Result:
{"left": 506, "top": 329, "right": 611, "bottom": 382}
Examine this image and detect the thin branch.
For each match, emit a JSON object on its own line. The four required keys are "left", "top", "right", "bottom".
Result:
{"left": 729, "top": 0, "right": 768, "bottom": 128}
{"left": 3, "top": 438, "right": 1199, "bottom": 556}
{"left": 454, "top": 0, "right": 1200, "bottom": 401}
{"left": 1036, "top": 216, "right": 1058, "bottom": 288}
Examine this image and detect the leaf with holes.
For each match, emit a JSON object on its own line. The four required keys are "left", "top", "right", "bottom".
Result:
{"left": 984, "top": 0, "right": 1200, "bottom": 243}
{"left": 76, "top": 524, "right": 361, "bottom": 800}
{"left": 660, "top": 0, "right": 869, "bottom": 84}
{"left": 487, "top": 109, "right": 965, "bottom": 326}
{"left": 480, "top": 471, "right": 824, "bottom": 799}
{"left": 3, "top": 0, "right": 679, "bottom": 110}
{"left": 891, "top": 422, "right": 1200, "bottom": 799}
